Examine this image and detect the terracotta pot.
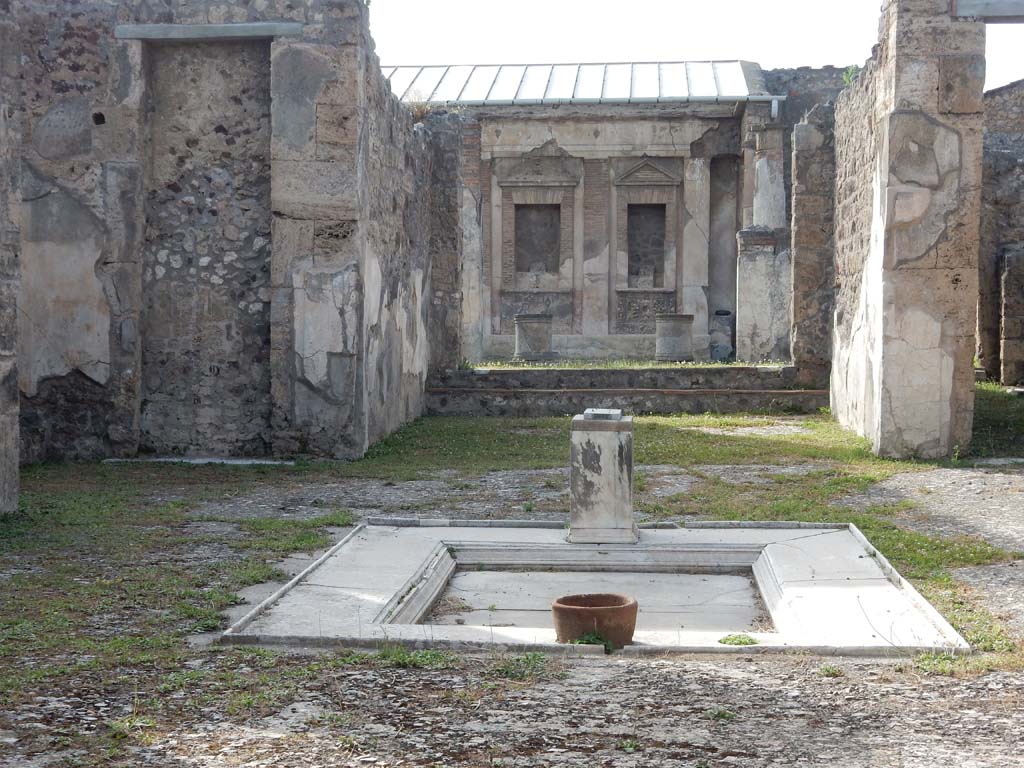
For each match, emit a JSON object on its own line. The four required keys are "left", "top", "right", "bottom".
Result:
{"left": 551, "top": 593, "right": 638, "bottom": 650}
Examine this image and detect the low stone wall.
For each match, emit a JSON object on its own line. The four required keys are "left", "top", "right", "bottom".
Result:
{"left": 426, "top": 366, "right": 826, "bottom": 417}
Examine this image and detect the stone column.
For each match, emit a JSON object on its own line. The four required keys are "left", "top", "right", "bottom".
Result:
{"left": 790, "top": 105, "right": 836, "bottom": 387}
{"left": 0, "top": 13, "right": 19, "bottom": 512}
{"left": 753, "top": 125, "right": 787, "bottom": 230}
{"left": 736, "top": 228, "right": 791, "bottom": 362}
{"left": 1001, "top": 249, "right": 1024, "bottom": 385}
{"left": 569, "top": 409, "right": 637, "bottom": 545}
{"left": 682, "top": 158, "right": 711, "bottom": 358}
{"left": 831, "top": 0, "right": 985, "bottom": 458}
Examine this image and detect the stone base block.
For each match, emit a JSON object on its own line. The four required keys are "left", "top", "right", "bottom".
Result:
{"left": 567, "top": 525, "right": 640, "bottom": 545}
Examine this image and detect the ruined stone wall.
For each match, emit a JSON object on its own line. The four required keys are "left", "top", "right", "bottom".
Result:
{"left": 141, "top": 41, "right": 272, "bottom": 455}
{"left": 984, "top": 78, "right": 1024, "bottom": 146}
{"left": 9, "top": 0, "right": 439, "bottom": 462}
{"left": 833, "top": 49, "right": 883, "bottom": 444}
{"left": 360, "top": 48, "right": 434, "bottom": 447}
{"left": 266, "top": 1, "right": 436, "bottom": 458}
{"left": 978, "top": 80, "right": 1024, "bottom": 381}
{"left": 0, "top": 12, "right": 20, "bottom": 511}
{"left": 790, "top": 104, "right": 836, "bottom": 387}
{"left": 12, "top": 0, "right": 147, "bottom": 462}
{"left": 833, "top": 0, "right": 985, "bottom": 458}
{"left": 424, "top": 114, "right": 464, "bottom": 373}
{"left": 764, "top": 67, "right": 849, "bottom": 225}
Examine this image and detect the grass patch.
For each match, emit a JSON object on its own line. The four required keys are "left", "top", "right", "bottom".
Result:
{"left": 970, "top": 382, "right": 1024, "bottom": 457}
{"left": 372, "top": 645, "right": 460, "bottom": 669}
{"left": 234, "top": 509, "right": 355, "bottom": 555}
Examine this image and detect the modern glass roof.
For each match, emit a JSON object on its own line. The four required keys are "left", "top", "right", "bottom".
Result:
{"left": 380, "top": 61, "right": 773, "bottom": 105}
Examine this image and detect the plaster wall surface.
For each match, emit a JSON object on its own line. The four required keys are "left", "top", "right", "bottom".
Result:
{"left": 832, "top": 0, "right": 985, "bottom": 458}
{"left": 361, "top": 55, "right": 434, "bottom": 447}
{"left": 141, "top": 41, "right": 272, "bottom": 456}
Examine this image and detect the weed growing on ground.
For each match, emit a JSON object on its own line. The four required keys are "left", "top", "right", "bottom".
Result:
{"left": 570, "top": 631, "right": 613, "bottom": 653}
{"left": 819, "top": 664, "right": 844, "bottom": 678}
{"left": 718, "top": 634, "right": 758, "bottom": 646}
{"left": 707, "top": 707, "right": 737, "bottom": 722}
{"left": 618, "top": 737, "right": 641, "bottom": 752}
{"left": 488, "top": 652, "right": 547, "bottom": 681}
{"left": 373, "top": 645, "right": 459, "bottom": 669}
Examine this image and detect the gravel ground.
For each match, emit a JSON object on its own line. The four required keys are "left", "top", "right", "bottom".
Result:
{"left": 837, "top": 465, "right": 1024, "bottom": 552}
{"left": 4, "top": 459, "right": 1024, "bottom": 767}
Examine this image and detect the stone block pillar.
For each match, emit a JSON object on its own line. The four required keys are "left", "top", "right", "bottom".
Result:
{"left": 831, "top": 0, "right": 985, "bottom": 458}
{"left": 1002, "top": 249, "right": 1024, "bottom": 385}
{"left": 569, "top": 409, "right": 637, "bottom": 545}
{"left": 736, "top": 228, "right": 791, "bottom": 362}
{"left": 0, "top": 14, "right": 20, "bottom": 512}
{"left": 682, "top": 158, "right": 711, "bottom": 358}
{"left": 790, "top": 106, "right": 836, "bottom": 387}
{"left": 269, "top": 34, "right": 368, "bottom": 458}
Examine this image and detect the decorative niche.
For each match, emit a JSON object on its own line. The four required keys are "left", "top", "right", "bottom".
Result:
{"left": 492, "top": 141, "right": 583, "bottom": 334}
{"left": 613, "top": 157, "right": 683, "bottom": 333}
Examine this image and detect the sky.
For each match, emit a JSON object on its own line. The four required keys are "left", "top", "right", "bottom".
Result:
{"left": 369, "top": 0, "right": 1024, "bottom": 91}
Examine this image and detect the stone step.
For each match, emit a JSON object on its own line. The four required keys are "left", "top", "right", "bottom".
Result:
{"left": 425, "top": 366, "right": 827, "bottom": 417}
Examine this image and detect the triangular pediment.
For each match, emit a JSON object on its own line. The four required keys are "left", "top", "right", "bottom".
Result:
{"left": 616, "top": 158, "right": 681, "bottom": 186}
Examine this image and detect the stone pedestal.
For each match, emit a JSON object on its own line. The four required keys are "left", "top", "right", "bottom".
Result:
{"left": 513, "top": 314, "right": 555, "bottom": 361}
{"left": 655, "top": 313, "right": 694, "bottom": 361}
{"left": 569, "top": 408, "right": 637, "bottom": 544}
